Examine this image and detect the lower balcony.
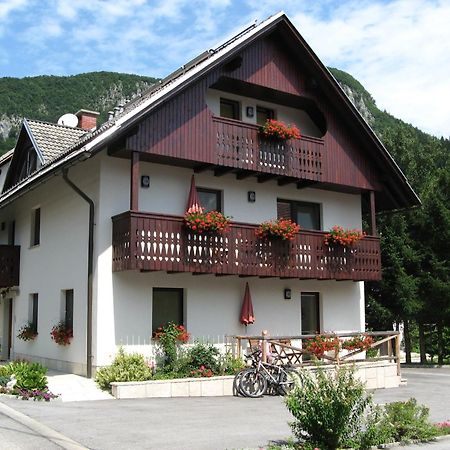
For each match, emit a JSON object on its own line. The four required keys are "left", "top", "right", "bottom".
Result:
{"left": 112, "top": 211, "right": 381, "bottom": 281}
{"left": 0, "top": 245, "right": 20, "bottom": 288}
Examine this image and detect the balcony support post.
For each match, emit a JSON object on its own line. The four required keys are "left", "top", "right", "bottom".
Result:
{"left": 130, "top": 151, "right": 140, "bottom": 211}
{"left": 369, "top": 190, "right": 377, "bottom": 236}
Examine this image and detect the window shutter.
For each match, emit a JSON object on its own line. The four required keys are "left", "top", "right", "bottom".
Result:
{"left": 277, "top": 201, "right": 291, "bottom": 220}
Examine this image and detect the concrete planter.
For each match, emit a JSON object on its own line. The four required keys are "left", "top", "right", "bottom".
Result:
{"left": 111, "top": 375, "right": 235, "bottom": 399}
{"left": 110, "top": 362, "right": 400, "bottom": 399}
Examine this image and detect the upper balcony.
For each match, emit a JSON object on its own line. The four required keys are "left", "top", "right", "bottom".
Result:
{"left": 213, "top": 117, "right": 324, "bottom": 182}
{"left": 112, "top": 211, "right": 381, "bottom": 281}
{"left": 0, "top": 245, "right": 20, "bottom": 288}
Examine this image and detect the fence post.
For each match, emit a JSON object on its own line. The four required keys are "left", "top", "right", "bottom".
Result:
{"left": 237, "top": 337, "right": 241, "bottom": 360}
{"left": 262, "top": 330, "right": 268, "bottom": 363}
{"left": 395, "top": 333, "right": 401, "bottom": 376}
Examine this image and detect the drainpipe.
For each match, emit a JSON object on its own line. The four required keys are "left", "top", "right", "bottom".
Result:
{"left": 62, "top": 168, "right": 94, "bottom": 378}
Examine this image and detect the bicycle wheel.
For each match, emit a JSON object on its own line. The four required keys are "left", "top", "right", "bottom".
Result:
{"left": 239, "top": 368, "right": 267, "bottom": 398}
{"left": 277, "top": 367, "right": 301, "bottom": 395}
{"left": 233, "top": 369, "right": 247, "bottom": 396}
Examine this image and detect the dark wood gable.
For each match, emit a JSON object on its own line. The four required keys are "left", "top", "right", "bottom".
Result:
{"left": 110, "top": 16, "right": 418, "bottom": 211}
{"left": 2, "top": 126, "right": 42, "bottom": 193}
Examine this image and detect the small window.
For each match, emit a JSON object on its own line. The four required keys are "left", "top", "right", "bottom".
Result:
{"left": 64, "top": 289, "right": 74, "bottom": 330}
{"left": 220, "top": 98, "right": 240, "bottom": 120}
{"left": 152, "top": 288, "right": 183, "bottom": 334}
{"left": 31, "top": 207, "right": 40, "bottom": 246}
{"left": 256, "top": 106, "right": 275, "bottom": 126}
{"left": 277, "top": 200, "right": 321, "bottom": 231}
{"left": 301, "top": 292, "right": 320, "bottom": 334}
{"left": 8, "top": 221, "right": 15, "bottom": 245}
{"left": 30, "top": 293, "right": 38, "bottom": 333}
{"left": 198, "top": 188, "right": 222, "bottom": 213}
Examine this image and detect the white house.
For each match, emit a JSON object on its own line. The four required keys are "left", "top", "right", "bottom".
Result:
{"left": 0, "top": 13, "right": 419, "bottom": 376}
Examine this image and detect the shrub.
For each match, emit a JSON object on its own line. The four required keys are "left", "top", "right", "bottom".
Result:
{"left": 95, "top": 348, "right": 152, "bottom": 391}
{"left": 383, "top": 398, "right": 439, "bottom": 442}
{"left": 186, "top": 342, "right": 220, "bottom": 373}
{"left": 218, "top": 352, "right": 245, "bottom": 375}
{"left": 153, "top": 322, "right": 190, "bottom": 371}
{"left": 285, "top": 366, "right": 372, "bottom": 450}
{"left": 2, "top": 361, "right": 48, "bottom": 391}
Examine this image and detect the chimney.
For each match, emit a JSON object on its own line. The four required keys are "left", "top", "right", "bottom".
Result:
{"left": 75, "top": 109, "right": 100, "bottom": 131}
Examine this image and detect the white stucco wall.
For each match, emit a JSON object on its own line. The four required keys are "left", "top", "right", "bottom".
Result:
{"left": 0, "top": 155, "right": 101, "bottom": 374}
{"left": 206, "top": 88, "right": 322, "bottom": 137}
{"left": 137, "top": 162, "right": 362, "bottom": 230}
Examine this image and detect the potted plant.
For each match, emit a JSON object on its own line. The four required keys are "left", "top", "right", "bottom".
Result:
{"left": 260, "top": 119, "right": 301, "bottom": 140}
{"left": 17, "top": 322, "right": 38, "bottom": 342}
{"left": 50, "top": 321, "right": 73, "bottom": 346}
{"left": 304, "top": 335, "right": 340, "bottom": 358}
{"left": 324, "top": 226, "right": 365, "bottom": 247}
{"left": 255, "top": 218, "right": 300, "bottom": 241}
{"left": 341, "top": 334, "right": 374, "bottom": 351}
{"left": 184, "top": 209, "right": 231, "bottom": 234}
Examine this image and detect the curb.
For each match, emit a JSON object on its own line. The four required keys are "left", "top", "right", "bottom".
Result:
{"left": 370, "top": 434, "right": 450, "bottom": 449}
{"left": 0, "top": 400, "right": 89, "bottom": 450}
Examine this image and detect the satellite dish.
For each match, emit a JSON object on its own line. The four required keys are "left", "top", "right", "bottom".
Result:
{"left": 57, "top": 113, "right": 79, "bottom": 128}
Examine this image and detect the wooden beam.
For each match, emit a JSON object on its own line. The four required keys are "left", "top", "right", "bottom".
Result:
{"left": 369, "top": 190, "right": 377, "bottom": 236}
{"left": 214, "top": 167, "right": 234, "bottom": 177}
{"left": 296, "top": 180, "right": 317, "bottom": 190}
{"left": 257, "top": 174, "right": 277, "bottom": 183}
{"left": 277, "top": 177, "right": 296, "bottom": 186}
{"left": 236, "top": 170, "right": 256, "bottom": 180}
{"left": 130, "top": 151, "right": 140, "bottom": 211}
{"left": 194, "top": 164, "right": 213, "bottom": 173}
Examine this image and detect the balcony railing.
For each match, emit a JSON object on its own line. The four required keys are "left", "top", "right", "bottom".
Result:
{"left": 213, "top": 117, "right": 323, "bottom": 181}
{"left": 0, "top": 245, "right": 20, "bottom": 288}
{"left": 112, "top": 211, "right": 381, "bottom": 281}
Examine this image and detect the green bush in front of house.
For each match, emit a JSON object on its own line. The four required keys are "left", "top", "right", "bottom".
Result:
{"left": 95, "top": 347, "right": 153, "bottom": 391}
{"left": 1, "top": 360, "right": 48, "bottom": 391}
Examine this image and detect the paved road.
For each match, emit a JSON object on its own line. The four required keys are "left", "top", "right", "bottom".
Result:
{"left": 0, "top": 367, "right": 449, "bottom": 450}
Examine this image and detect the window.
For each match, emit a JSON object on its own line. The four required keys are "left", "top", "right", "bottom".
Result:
{"left": 197, "top": 188, "right": 222, "bottom": 212}
{"left": 64, "top": 289, "right": 74, "bottom": 330}
{"left": 256, "top": 106, "right": 275, "bottom": 125}
{"left": 277, "top": 200, "right": 321, "bottom": 231}
{"left": 152, "top": 288, "right": 184, "bottom": 334}
{"left": 30, "top": 293, "right": 38, "bottom": 333}
{"left": 220, "top": 98, "right": 240, "bottom": 120}
{"left": 8, "top": 221, "right": 15, "bottom": 245}
{"left": 301, "top": 292, "right": 320, "bottom": 334}
{"left": 30, "top": 207, "right": 40, "bottom": 246}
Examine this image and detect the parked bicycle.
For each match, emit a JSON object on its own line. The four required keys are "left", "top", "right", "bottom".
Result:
{"left": 234, "top": 349, "right": 300, "bottom": 398}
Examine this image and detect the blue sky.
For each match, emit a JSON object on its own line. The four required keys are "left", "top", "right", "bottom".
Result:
{"left": 1, "top": 0, "right": 449, "bottom": 137}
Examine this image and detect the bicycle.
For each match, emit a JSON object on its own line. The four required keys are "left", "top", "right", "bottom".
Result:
{"left": 235, "top": 350, "right": 300, "bottom": 398}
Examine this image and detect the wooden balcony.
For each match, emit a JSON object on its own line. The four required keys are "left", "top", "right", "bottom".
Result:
{"left": 112, "top": 211, "right": 381, "bottom": 281}
{"left": 0, "top": 245, "right": 20, "bottom": 288}
{"left": 213, "top": 117, "right": 324, "bottom": 181}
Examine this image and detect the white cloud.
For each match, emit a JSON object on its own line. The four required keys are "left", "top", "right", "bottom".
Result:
{"left": 1, "top": 0, "right": 449, "bottom": 137}
{"left": 290, "top": 0, "right": 450, "bottom": 137}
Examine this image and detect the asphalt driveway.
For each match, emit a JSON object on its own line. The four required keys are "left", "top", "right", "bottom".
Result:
{"left": 0, "top": 366, "right": 449, "bottom": 450}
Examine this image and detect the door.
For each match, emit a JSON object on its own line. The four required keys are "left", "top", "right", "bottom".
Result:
{"left": 301, "top": 292, "right": 320, "bottom": 334}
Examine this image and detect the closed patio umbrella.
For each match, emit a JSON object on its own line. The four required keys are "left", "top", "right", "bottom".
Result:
{"left": 240, "top": 282, "right": 255, "bottom": 325}
{"left": 186, "top": 174, "right": 203, "bottom": 213}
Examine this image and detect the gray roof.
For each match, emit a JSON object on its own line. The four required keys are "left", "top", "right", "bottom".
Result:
{"left": 25, "top": 119, "right": 87, "bottom": 164}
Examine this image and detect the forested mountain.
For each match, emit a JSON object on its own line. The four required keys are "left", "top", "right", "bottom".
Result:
{"left": 0, "top": 72, "right": 157, "bottom": 154}
{"left": 1, "top": 69, "right": 448, "bottom": 362}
